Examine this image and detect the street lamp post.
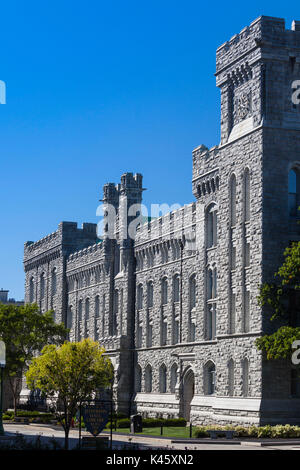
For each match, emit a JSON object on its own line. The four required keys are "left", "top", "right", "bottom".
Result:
{"left": 0, "top": 340, "right": 6, "bottom": 436}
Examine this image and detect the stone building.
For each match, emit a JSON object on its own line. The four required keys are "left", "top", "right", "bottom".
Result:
{"left": 23, "top": 16, "right": 300, "bottom": 425}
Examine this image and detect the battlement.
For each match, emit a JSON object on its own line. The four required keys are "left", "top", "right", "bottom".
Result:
{"left": 24, "top": 230, "right": 59, "bottom": 253}
{"left": 216, "top": 16, "right": 300, "bottom": 76}
{"left": 102, "top": 172, "right": 144, "bottom": 206}
{"left": 24, "top": 221, "right": 98, "bottom": 260}
{"left": 135, "top": 202, "right": 196, "bottom": 245}
{"left": 67, "top": 239, "right": 103, "bottom": 263}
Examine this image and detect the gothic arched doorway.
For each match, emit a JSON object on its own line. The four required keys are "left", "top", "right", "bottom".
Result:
{"left": 182, "top": 369, "right": 194, "bottom": 422}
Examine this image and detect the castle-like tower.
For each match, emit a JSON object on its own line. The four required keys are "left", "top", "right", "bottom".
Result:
{"left": 24, "top": 16, "right": 300, "bottom": 424}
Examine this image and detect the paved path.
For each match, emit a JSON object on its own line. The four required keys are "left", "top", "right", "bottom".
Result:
{"left": 3, "top": 424, "right": 300, "bottom": 450}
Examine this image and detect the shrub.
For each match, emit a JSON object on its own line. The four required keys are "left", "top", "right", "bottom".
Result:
{"left": 194, "top": 424, "right": 300, "bottom": 439}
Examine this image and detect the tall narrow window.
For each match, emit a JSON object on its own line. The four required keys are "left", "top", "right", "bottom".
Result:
{"left": 230, "top": 174, "right": 237, "bottom": 226}
{"left": 207, "top": 269, "right": 213, "bottom": 299}
{"left": 67, "top": 306, "right": 73, "bottom": 331}
{"left": 189, "top": 275, "right": 196, "bottom": 309}
{"left": 207, "top": 304, "right": 216, "bottom": 340}
{"left": 29, "top": 277, "right": 34, "bottom": 303}
{"left": 228, "top": 359, "right": 234, "bottom": 396}
{"left": 135, "top": 365, "right": 142, "bottom": 393}
{"left": 161, "top": 278, "right": 168, "bottom": 305}
{"left": 147, "top": 281, "right": 153, "bottom": 308}
{"left": 161, "top": 315, "right": 167, "bottom": 346}
{"left": 289, "top": 168, "right": 300, "bottom": 218}
{"left": 207, "top": 267, "right": 217, "bottom": 339}
{"left": 145, "top": 365, "right": 152, "bottom": 393}
{"left": 137, "top": 284, "right": 143, "bottom": 310}
{"left": 78, "top": 299, "right": 83, "bottom": 340}
{"left": 40, "top": 273, "right": 45, "bottom": 300}
{"left": 244, "top": 169, "right": 250, "bottom": 222}
{"left": 230, "top": 292, "right": 236, "bottom": 334}
{"left": 242, "top": 358, "right": 249, "bottom": 397}
{"left": 112, "top": 290, "right": 118, "bottom": 336}
{"left": 173, "top": 274, "right": 180, "bottom": 303}
{"left": 78, "top": 299, "right": 83, "bottom": 322}
{"left": 51, "top": 268, "right": 57, "bottom": 296}
{"left": 102, "top": 294, "right": 106, "bottom": 337}
{"left": 170, "top": 364, "right": 178, "bottom": 393}
{"left": 159, "top": 364, "right": 167, "bottom": 393}
{"left": 206, "top": 204, "right": 218, "bottom": 248}
{"left": 244, "top": 289, "right": 250, "bottom": 333}
{"left": 205, "top": 362, "right": 216, "bottom": 395}
{"left": 95, "top": 295, "right": 100, "bottom": 318}
{"left": 85, "top": 298, "right": 90, "bottom": 337}
{"left": 146, "top": 311, "right": 153, "bottom": 347}
{"left": 95, "top": 295, "right": 100, "bottom": 340}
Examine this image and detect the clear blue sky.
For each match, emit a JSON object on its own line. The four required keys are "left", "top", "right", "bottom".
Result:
{"left": 1, "top": 1, "right": 299, "bottom": 300}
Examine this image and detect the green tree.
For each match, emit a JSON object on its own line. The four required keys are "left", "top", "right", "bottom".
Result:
{"left": 256, "top": 241, "right": 300, "bottom": 362}
{"left": 0, "top": 303, "right": 68, "bottom": 417}
{"left": 26, "top": 339, "right": 113, "bottom": 450}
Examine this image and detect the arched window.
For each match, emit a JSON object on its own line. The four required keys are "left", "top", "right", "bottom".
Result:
{"left": 173, "top": 274, "right": 180, "bottom": 303}
{"left": 189, "top": 274, "right": 196, "bottom": 309}
{"left": 51, "top": 268, "right": 57, "bottom": 296}
{"left": 170, "top": 364, "right": 178, "bottom": 393}
{"left": 206, "top": 204, "right": 218, "bottom": 248}
{"left": 159, "top": 364, "right": 167, "bottom": 393}
{"left": 228, "top": 359, "right": 234, "bottom": 396}
{"left": 204, "top": 361, "right": 216, "bottom": 395}
{"left": 147, "top": 281, "right": 154, "bottom": 308}
{"left": 161, "top": 278, "right": 168, "bottom": 305}
{"left": 135, "top": 364, "right": 142, "bottom": 393}
{"left": 244, "top": 169, "right": 250, "bottom": 222}
{"left": 289, "top": 168, "right": 300, "bottom": 218}
{"left": 230, "top": 174, "right": 237, "bottom": 226}
{"left": 145, "top": 365, "right": 152, "bottom": 393}
{"left": 40, "top": 273, "right": 45, "bottom": 300}
{"left": 29, "top": 277, "right": 34, "bottom": 303}
{"left": 137, "top": 284, "right": 143, "bottom": 310}
{"left": 242, "top": 358, "right": 249, "bottom": 397}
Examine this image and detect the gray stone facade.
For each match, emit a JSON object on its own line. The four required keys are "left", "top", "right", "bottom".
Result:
{"left": 23, "top": 16, "right": 300, "bottom": 425}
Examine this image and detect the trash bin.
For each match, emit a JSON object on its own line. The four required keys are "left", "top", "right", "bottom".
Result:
{"left": 130, "top": 414, "right": 142, "bottom": 433}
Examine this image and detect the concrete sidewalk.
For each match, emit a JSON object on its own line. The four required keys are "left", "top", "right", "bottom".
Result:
{"left": 3, "top": 423, "right": 300, "bottom": 450}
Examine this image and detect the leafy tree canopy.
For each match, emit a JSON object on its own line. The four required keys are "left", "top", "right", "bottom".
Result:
{"left": 26, "top": 338, "right": 113, "bottom": 449}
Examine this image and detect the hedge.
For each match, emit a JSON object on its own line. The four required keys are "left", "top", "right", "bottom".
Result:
{"left": 194, "top": 424, "right": 300, "bottom": 439}
{"left": 105, "top": 417, "right": 187, "bottom": 429}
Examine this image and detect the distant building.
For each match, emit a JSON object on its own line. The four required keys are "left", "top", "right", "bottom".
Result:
{"left": 0, "top": 289, "right": 24, "bottom": 306}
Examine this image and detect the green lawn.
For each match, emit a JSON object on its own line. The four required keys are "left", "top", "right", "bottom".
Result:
{"left": 106, "top": 426, "right": 197, "bottom": 438}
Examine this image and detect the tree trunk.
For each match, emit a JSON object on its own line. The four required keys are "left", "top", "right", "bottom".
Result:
{"left": 64, "top": 427, "right": 70, "bottom": 450}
